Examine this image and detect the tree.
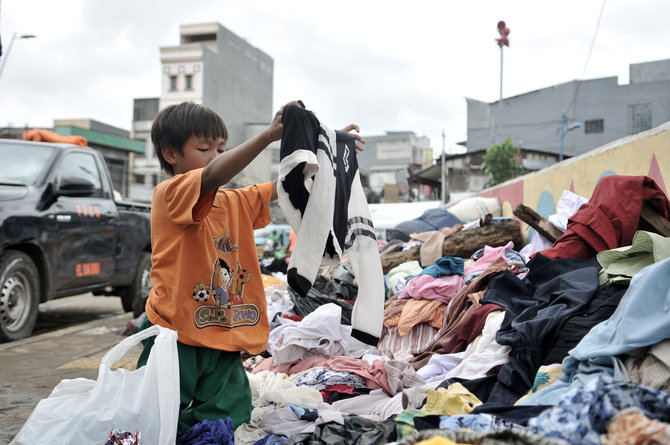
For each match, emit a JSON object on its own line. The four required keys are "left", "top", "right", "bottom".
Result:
{"left": 483, "top": 137, "right": 525, "bottom": 186}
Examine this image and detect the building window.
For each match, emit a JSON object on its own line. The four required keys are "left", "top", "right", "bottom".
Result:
{"left": 629, "top": 103, "right": 652, "bottom": 135}
{"left": 134, "top": 173, "right": 145, "bottom": 185}
{"left": 584, "top": 119, "right": 604, "bottom": 134}
{"left": 169, "top": 75, "right": 177, "bottom": 91}
{"left": 185, "top": 74, "right": 193, "bottom": 90}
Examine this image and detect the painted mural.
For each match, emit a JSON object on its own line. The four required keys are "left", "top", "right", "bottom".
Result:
{"left": 477, "top": 123, "right": 670, "bottom": 243}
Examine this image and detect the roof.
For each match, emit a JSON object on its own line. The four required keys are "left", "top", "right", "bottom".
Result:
{"left": 54, "top": 126, "right": 145, "bottom": 153}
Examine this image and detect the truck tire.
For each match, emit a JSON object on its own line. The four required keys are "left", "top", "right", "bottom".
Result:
{"left": 0, "top": 251, "right": 40, "bottom": 342}
{"left": 120, "top": 252, "right": 152, "bottom": 317}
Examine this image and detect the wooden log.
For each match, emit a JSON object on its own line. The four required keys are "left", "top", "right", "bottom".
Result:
{"left": 640, "top": 202, "right": 670, "bottom": 236}
{"left": 380, "top": 218, "right": 521, "bottom": 274}
{"left": 512, "top": 203, "right": 564, "bottom": 243}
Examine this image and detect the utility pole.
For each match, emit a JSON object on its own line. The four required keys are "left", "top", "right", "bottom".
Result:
{"left": 559, "top": 111, "right": 566, "bottom": 162}
{"left": 498, "top": 40, "right": 503, "bottom": 143}
{"left": 441, "top": 129, "right": 446, "bottom": 205}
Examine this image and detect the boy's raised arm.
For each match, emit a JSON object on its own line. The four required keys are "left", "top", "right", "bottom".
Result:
{"left": 200, "top": 101, "right": 299, "bottom": 196}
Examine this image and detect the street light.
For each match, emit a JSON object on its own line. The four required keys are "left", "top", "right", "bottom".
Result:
{"left": 0, "top": 32, "right": 37, "bottom": 79}
{"left": 559, "top": 111, "right": 583, "bottom": 162}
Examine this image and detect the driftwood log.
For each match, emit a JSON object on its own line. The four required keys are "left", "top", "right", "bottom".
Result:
{"left": 513, "top": 203, "right": 564, "bottom": 243}
{"left": 380, "top": 218, "right": 521, "bottom": 274}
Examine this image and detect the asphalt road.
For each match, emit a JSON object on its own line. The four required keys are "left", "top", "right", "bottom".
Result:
{"left": 0, "top": 293, "right": 138, "bottom": 444}
{"left": 33, "top": 292, "right": 127, "bottom": 336}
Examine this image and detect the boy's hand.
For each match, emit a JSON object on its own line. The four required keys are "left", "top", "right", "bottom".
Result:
{"left": 266, "top": 100, "right": 302, "bottom": 143}
{"left": 341, "top": 124, "right": 366, "bottom": 152}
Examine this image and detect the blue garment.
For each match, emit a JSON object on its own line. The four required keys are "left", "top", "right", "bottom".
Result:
{"left": 520, "top": 257, "right": 670, "bottom": 406}
{"left": 287, "top": 404, "right": 318, "bottom": 421}
{"left": 176, "top": 417, "right": 235, "bottom": 445}
{"left": 394, "top": 208, "right": 462, "bottom": 236}
{"left": 418, "top": 256, "right": 465, "bottom": 278}
{"left": 254, "top": 434, "right": 288, "bottom": 445}
{"left": 568, "top": 256, "right": 670, "bottom": 358}
{"left": 414, "top": 412, "right": 552, "bottom": 443}
{"left": 529, "top": 376, "right": 670, "bottom": 445}
{"left": 438, "top": 413, "right": 525, "bottom": 432}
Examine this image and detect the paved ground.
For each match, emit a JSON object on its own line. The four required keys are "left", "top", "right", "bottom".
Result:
{"left": 0, "top": 294, "right": 139, "bottom": 444}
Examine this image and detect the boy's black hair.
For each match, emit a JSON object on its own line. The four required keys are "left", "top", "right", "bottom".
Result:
{"left": 151, "top": 102, "right": 229, "bottom": 175}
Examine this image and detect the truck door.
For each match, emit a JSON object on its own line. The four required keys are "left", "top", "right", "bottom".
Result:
{"left": 49, "top": 150, "right": 119, "bottom": 291}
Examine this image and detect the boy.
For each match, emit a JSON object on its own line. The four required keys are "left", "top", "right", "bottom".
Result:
{"left": 136, "top": 101, "right": 363, "bottom": 436}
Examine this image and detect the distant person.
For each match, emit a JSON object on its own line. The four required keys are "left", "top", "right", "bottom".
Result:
{"left": 134, "top": 100, "right": 364, "bottom": 438}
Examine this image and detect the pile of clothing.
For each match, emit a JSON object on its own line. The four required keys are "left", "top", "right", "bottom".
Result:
{"left": 235, "top": 175, "right": 670, "bottom": 445}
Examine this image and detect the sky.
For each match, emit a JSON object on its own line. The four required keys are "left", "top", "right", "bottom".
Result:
{"left": 2, "top": 0, "right": 670, "bottom": 155}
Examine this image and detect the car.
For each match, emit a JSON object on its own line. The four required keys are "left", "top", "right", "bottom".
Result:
{"left": 0, "top": 139, "right": 152, "bottom": 341}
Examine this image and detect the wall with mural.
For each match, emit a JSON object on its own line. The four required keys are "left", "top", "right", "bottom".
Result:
{"left": 477, "top": 121, "right": 670, "bottom": 243}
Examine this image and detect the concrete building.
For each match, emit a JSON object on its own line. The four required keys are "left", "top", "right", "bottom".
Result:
{"left": 409, "top": 148, "right": 559, "bottom": 203}
{"left": 129, "top": 22, "right": 275, "bottom": 200}
{"left": 355, "top": 131, "right": 432, "bottom": 202}
{"left": 129, "top": 98, "right": 161, "bottom": 202}
{"left": 466, "top": 58, "right": 670, "bottom": 158}
{"left": 407, "top": 57, "right": 670, "bottom": 201}
{"left": 159, "top": 22, "right": 274, "bottom": 149}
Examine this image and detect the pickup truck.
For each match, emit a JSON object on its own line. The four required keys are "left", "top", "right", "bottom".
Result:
{"left": 0, "top": 138, "right": 152, "bottom": 341}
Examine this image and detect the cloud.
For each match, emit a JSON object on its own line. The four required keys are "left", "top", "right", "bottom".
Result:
{"left": 2, "top": 0, "right": 670, "bottom": 151}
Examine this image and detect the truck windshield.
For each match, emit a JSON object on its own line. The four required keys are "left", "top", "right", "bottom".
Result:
{"left": 0, "top": 143, "right": 56, "bottom": 185}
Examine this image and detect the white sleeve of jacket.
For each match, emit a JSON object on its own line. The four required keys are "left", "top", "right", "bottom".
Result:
{"left": 346, "top": 170, "right": 384, "bottom": 344}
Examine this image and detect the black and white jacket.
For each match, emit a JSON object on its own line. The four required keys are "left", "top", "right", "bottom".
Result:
{"left": 277, "top": 105, "right": 384, "bottom": 345}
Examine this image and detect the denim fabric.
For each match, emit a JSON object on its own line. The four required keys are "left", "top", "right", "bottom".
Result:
{"left": 528, "top": 376, "right": 670, "bottom": 445}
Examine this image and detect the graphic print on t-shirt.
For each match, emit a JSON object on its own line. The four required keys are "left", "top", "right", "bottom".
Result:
{"left": 192, "top": 230, "right": 260, "bottom": 329}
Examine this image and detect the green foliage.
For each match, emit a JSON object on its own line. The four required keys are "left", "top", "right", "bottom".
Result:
{"left": 483, "top": 137, "right": 525, "bottom": 186}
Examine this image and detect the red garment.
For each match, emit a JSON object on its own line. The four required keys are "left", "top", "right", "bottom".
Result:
{"left": 319, "top": 384, "right": 358, "bottom": 402}
{"left": 539, "top": 175, "right": 670, "bottom": 260}
{"left": 445, "top": 304, "right": 505, "bottom": 354}
{"left": 325, "top": 356, "right": 391, "bottom": 394}
{"left": 282, "top": 314, "right": 304, "bottom": 322}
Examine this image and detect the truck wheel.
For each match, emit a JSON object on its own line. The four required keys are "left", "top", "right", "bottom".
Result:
{"left": 0, "top": 251, "right": 40, "bottom": 342}
{"left": 121, "top": 252, "right": 152, "bottom": 317}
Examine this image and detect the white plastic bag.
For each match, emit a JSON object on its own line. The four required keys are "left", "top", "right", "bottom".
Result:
{"left": 11, "top": 325, "right": 179, "bottom": 445}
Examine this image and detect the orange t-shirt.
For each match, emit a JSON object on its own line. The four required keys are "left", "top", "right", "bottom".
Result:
{"left": 145, "top": 168, "right": 272, "bottom": 354}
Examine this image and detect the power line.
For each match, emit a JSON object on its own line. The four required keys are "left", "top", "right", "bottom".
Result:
{"left": 566, "top": 0, "right": 607, "bottom": 116}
